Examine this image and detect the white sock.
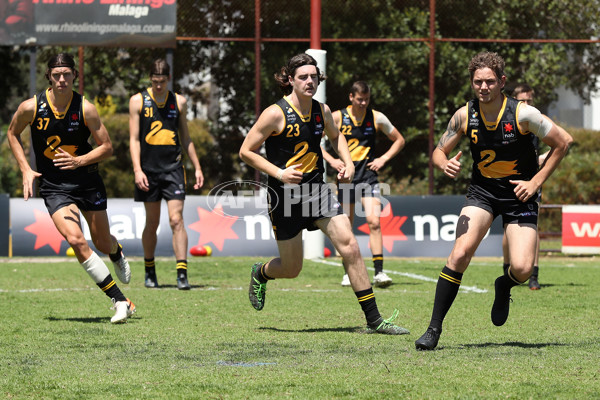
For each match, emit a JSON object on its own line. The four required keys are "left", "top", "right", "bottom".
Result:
{"left": 81, "top": 251, "right": 111, "bottom": 284}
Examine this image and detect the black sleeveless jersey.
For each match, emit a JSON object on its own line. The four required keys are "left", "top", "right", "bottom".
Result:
{"left": 339, "top": 107, "right": 377, "bottom": 183}
{"left": 29, "top": 89, "right": 97, "bottom": 183}
{"left": 137, "top": 89, "right": 182, "bottom": 173}
{"left": 466, "top": 95, "right": 538, "bottom": 197}
{"left": 265, "top": 97, "right": 326, "bottom": 189}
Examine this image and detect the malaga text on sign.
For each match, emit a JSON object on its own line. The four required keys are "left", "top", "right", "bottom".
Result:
{"left": 1, "top": 0, "right": 176, "bottom": 47}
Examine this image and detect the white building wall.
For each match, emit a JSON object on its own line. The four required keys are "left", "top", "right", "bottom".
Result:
{"left": 547, "top": 85, "right": 600, "bottom": 131}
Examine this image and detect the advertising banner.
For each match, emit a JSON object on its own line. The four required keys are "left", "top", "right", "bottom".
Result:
{"left": 562, "top": 205, "right": 600, "bottom": 254}
{"left": 9, "top": 195, "right": 503, "bottom": 258}
{"left": 1, "top": 0, "right": 176, "bottom": 47}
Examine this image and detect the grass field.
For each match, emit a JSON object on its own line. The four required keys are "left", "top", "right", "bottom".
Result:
{"left": 1, "top": 255, "right": 599, "bottom": 399}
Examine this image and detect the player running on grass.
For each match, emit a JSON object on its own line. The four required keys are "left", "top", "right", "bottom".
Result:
{"left": 6, "top": 53, "right": 135, "bottom": 324}
{"left": 239, "top": 53, "right": 409, "bottom": 335}
{"left": 415, "top": 51, "right": 572, "bottom": 350}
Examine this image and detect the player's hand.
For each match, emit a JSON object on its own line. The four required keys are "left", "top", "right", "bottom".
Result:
{"left": 338, "top": 163, "right": 355, "bottom": 183}
{"left": 509, "top": 179, "right": 539, "bottom": 202}
{"left": 53, "top": 148, "right": 81, "bottom": 170}
{"left": 279, "top": 164, "right": 303, "bottom": 184}
{"left": 329, "top": 158, "right": 346, "bottom": 172}
{"left": 22, "top": 169, "right": 42, "bottom": 201}
{"left": 367, "top": 157, "right": 387, "bottom": 172}
{"left": 443, "top": 151, "right": 462, "bottom": 179}
{"left": 134, "top": 170, "right": 150, "bottom": 192}
{"left": 193, "top": 168, "right": 204, "bottom": 190}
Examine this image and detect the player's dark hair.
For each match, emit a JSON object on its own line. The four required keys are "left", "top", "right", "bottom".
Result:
{"left": 350, "top": 81, "right": 370, "bottom": 95}
{"left": 468, "top": 51, "right": 505, "bottom": 82}
{"left": 274, "top": 53, "right": 326, "bottom": 95}
{"left": 45, "top": 53, "right": 78, "bottom": 84}
{"left": 150, "top": 58, "right": 170, "bottom": 77}
{"left": 511, "top": 83, "right": 535, "bottom": 98}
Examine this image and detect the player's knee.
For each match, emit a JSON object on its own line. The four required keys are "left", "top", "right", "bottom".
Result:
{"left": 67, "top": 234, "right": 89, "bottom": 253}
{"left": 448, "top": 247, "right": 472, "bottom": 269}
{"left": 366, "top": 218, "right": 380, "bottom": 232}
{"left": 169, "top": 215, "right": 184, "bottom": 231}
{"left": 337, "top": 237, "right": 360, "bottom": 259}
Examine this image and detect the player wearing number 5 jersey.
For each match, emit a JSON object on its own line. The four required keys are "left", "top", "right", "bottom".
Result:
{"left": 7, "top": 53, "right": 134, "bottom": 324}
{"left": 414, "top": 51, "right": 573, "bottom": 351}
{"left": 129, "top": 58, "right": 204, "bottom": 291}
{"left": 240, "top": 53, "right": 409, "bottom": 335}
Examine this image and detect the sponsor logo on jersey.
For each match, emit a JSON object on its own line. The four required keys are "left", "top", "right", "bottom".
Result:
{"left": 469, "top": 110, "right": 480, "bottom": 127}
{"left": 37, "top": 102, "right": 48, "bottom": 116}
{"left": 313, "top": 113, "right": 323, "bottom": 134}
{"left": 502, "top": 121, "right": 517, "bottom": 140}
{"left": 68, "top": 112, "right": 80, "bottom": 131}
{"left": 285, "top": 107, "right": 296, "bottom": 122}
{"left": 167, "top": 102, "right": 178, "bottom": 119}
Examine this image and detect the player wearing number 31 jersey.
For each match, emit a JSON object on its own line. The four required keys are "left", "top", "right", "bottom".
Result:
{"left": 129, "top": 58, "right": 204, "bottom": 291}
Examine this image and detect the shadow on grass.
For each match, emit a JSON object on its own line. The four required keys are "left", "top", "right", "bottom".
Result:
{"left": 460, "top": 341, "right": 567, "bottom": 349}
{"left": 45, "top": 316, "right": 110, "bottom": 323}
{"left": 376, "top": 282, "right": 422, "bottom": 288}
{"left": 45, "top": 316, "right": 141, "bottom": 323}
{"left": 259, "top": 326, "right": 362, "bottom": 333}
{"left": 518, "top": 283, "right": 586, "bottom": 290}
{"left": 143, "top": 284, "right": 208, "bottom": 289}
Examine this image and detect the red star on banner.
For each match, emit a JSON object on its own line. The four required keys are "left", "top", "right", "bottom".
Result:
{"left": 188, "top": 204, "right": 239, "bottom": 251}
{"left": 357, "top": 203, "right": 407, "bottom": 252}
{"left": 24, "top": 209, "right": 65, "bottom": 254}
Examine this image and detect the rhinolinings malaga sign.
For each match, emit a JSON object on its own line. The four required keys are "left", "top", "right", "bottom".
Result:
{"left": 9, "top": 194, "right": 503, "bottom": 257}
{"left": 0, "top": 0, "right": 176, "bottom": 47}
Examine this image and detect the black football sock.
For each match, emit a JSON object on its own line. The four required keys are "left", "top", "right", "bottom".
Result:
{"left": 108, "top": 243, "right": 123, "bottom": 262}
{"left": 429, "top": 266, "right": 463, "bottom": 331}
{"left": 97, "top": 275, "right": 126, "bottom": 302}
{"left": 176, "top": 260, "right": 187, "bottom": 276}
{"left": 373, "top": 254, "right": 383, "bottom": 275}
{"left": 145, "top": 258, "right": 156, "bottom": 274}
{"left": 254, "top": 262, "right": 273, "bottom": 283}
{"left": 497, "top": 267, "right": 523, "bottom": 289}
{"left": 531, "top": 266, "right": 539, "bottom": 277}
{"left": 355, "top": 288, "right": 381, "bottom": 326}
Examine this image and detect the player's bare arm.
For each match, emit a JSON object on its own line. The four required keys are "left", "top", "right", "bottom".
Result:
{"left": 323, "top": 104, "right": 354, "bottom": 182}
{"left": 6, "top": 98, "right": 41, "bottom": 200}
{"left": 368, "top": 110, "right": 405, "bottom": 171}
{"left": 321, "top": 109, "right": 346, "bottom": 171}
{"left": 176, "top": 94, "right": 204, "bottom": 189}
{"left": 53, "top": 99, "right": 113, "bottom": 171}
{"left": 510, "top": 105, "right": 573, "bottom": 201}
{"left": 128, "top": 93, "right": 149, "bottom": 191}
{"left": 239, "top": 105, "right": 302, "bottom": 184}
{"left": 432, "top": 106, "right": 466, "bottom": 179}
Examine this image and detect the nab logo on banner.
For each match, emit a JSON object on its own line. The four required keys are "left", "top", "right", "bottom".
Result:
{"left": 562, "top": 205, "right": 600, "bottom": 254}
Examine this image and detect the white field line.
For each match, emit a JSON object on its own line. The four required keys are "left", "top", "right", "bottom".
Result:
{"left": 0, "top": 259, "right": 487, "bottom": 294}
{"left": 311, "top": 258, "right": 488, "bottom": 294}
